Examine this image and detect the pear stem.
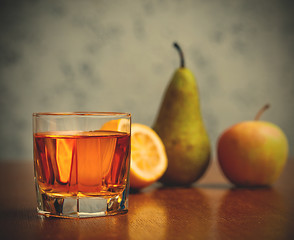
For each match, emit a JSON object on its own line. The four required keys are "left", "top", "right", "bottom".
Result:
{"left": 254, "top": 104, "right": 270, "bottom": 121}
{"left": 173, "top": 42, "right": 185, "bottom": 68}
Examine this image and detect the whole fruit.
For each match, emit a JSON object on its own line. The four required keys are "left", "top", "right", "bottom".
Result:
{"left": 217, "top": 104, "right": 288, "bottom": 187}
{"left": 153, "top": 42, "right": 211, "bottom": 186}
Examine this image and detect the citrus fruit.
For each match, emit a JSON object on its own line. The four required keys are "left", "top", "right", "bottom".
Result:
{"left": 101, "top": 120, "right": 168, "bottom": 189}
{"left": 100, "top": 118, "right": 130, "bottom": 133}
{"left": 130, "top": 123, "right": 168, "bottom": 189}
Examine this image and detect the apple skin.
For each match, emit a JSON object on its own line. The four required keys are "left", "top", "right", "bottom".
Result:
{"left": 217, "top": 121, "right": 288, "bottom": 187}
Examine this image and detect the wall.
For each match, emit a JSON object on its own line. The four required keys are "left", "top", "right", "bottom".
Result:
{"left": 0, "top": 0, "right": 293, "bottom": 161}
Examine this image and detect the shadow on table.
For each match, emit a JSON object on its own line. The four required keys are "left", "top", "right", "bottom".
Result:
{"left": 0, "top": 207, "right": 37, "bottom": 221}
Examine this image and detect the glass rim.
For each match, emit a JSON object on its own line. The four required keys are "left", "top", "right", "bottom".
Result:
{"left": 33, "top": 112, "right": 131, "bottom": 117}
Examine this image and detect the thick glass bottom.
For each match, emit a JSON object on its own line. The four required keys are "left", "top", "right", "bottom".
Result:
{"left": 36, "top": 190, "right": 128, "bottom": 218}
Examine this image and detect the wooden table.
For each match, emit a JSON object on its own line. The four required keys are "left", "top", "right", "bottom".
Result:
{"left": 0, "top": 160, "right": 293, "bottom": 240}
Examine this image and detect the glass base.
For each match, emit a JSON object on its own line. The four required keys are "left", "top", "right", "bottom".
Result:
{"left": 36, "top": 191, "right": 128, "bottom": 218}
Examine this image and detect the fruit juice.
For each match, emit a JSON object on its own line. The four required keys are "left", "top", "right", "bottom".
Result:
{"left": 34, "top": 130, "right": 130, "bottom": 197}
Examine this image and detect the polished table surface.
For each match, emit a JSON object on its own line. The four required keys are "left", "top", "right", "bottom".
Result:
{"left": 0, "top": 159, "right": 293, "bottom": 240}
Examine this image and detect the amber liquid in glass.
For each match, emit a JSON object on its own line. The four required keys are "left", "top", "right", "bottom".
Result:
{"left": 34, "top": 130, "right": 130, "bottom": 197}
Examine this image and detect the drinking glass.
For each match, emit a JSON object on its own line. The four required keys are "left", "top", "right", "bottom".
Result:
{"left": 33, "top": 112, "right": 131, "bottom": 218}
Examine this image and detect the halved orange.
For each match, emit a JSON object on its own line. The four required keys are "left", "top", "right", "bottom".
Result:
{"left": 101, "top": 120, "right": 168, "bottom": 189}
{"left": 100, "top": 118, "right": 130, "bottom": 133}
{"left": 130, "top": 123, "right": 168, "bottom": 189}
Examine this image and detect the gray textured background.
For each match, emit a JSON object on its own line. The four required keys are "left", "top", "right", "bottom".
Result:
{"left": 0, "top": 0, "right": 293, "bottom": 161}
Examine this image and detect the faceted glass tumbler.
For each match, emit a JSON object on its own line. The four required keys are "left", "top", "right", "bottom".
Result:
{"left": 33, "top": 112, "right": 131, "bottom": 218}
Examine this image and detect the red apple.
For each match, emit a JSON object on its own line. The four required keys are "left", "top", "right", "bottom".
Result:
{"left": 217, "top": 104, "right": 289, "bottom": 187}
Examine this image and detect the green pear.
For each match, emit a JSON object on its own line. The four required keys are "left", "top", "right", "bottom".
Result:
{"left": 153, "top": 42, "right": 211, "bottom": 186}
